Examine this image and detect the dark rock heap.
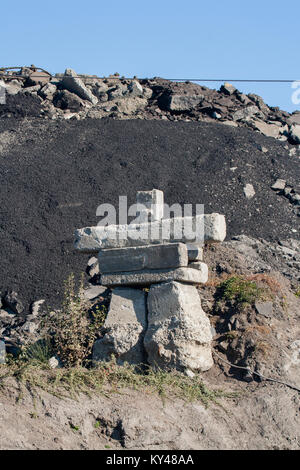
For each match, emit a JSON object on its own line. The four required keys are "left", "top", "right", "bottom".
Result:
{"left": 1, "top": 67, "right": 300, "bottom": 145}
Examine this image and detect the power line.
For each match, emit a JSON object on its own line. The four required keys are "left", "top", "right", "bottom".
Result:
{"left": 0, "top": 72, "right": 298, "bottom": 83}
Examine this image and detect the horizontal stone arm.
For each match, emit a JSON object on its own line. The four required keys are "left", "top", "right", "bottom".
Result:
{"left": 74, "top": 213, "right": 226, "bottom": 252}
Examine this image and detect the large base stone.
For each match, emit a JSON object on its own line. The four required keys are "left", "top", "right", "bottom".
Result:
{"left": 100, "top": 265, "right": 208, "bottom": 287}
{"left": 93, "top": 287, "right": 147, "bottom": 365}
{"left": 144, "top": 282, "right": 213, "bottom": 372}
{"left": 98, "top": 243, "right": 188, "bottom": 274}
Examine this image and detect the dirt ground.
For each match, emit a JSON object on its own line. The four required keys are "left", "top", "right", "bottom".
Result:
{"left": 0, "top": 370, "right": 299, "bottom": 450}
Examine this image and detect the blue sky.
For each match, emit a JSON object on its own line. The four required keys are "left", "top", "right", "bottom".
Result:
{"left": 2, "top": 0, "right": 299, "bottom": 112}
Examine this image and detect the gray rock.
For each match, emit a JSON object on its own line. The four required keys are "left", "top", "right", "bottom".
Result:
{"left": 254, "top": 301, "right": 273, "bottom": 318}
{"left": 20, "top": 321, "right": 38, "bottom": 334}
{"left": 167, "top": 94, "right": 204, "bottom": 111}
{"left": 39, "top": 83, "right": 57, "bottom": 99}
{"left": 287, "top": 112, "right": 300, "bottom": 126}
{"left": 232, "top": 106, "right": 259, "bottom": 121}
{"left": 127, "top": 80, "right": 143, "bottom": 97}
{"left": 211, "top": 111, "right": 221, "bottom": 119}
{"left": 54, "top": 89, "right": 84, "bottom": 111}
{"left": 107, "top": 84, "right": 127, "bottom": 100}
{"left": 87, "top": 256, "right": 98, "bottom": 267}
{"left": 61, "top": 69, "right": 98, "bottom": 104}
{"left": 144, "top": 281, "right": 213, "bottom": 372}
{"left": 100, "top": 266, "right": 208, "bottom": 287}
{"left": 48, "top": 356, "right": 62, "bottom": 369}
{"left": 0, "top": 309, "right": 15, "bottom": 323}
{"left": 271, "top": 179, "right": 286, "bottom": 191}
{"left": 93, "top": 81, "right": 109, "bottom": 94}
{"left": 258, "top": 145, "right": 268, "bottom": 153}
{"left": 143, "top": 87, "right": 153, "bottom": 99}
{"left": 5, "top": 80, "right": 22, "bottom": 96}
{"left": 289, "top": 124, "right": 300, "bottom": 144}
{"left": 252, "top": 121, "right": 281, "bottom": 138}
{"left": 3, "top": 291, "right": 24, "bottom": 315}
{"left": 20, "top": 85, "right": 41, "bottom": 95}
{"left": 184, "top": 368, "right": 195, "bottom": 378}
{"left": 221, "top": 120, "right": 239, "bottom": 128}
{"left": 83, "top": 285, "right": 107, "bottom": 301}
{"left": 220, "top": 83, "right": 236, "bottom": 95}
{"left": 243, "top": 184, "right": 255, "bottom": 199}
{"left": 236, "top": 92, "right": 251, "bottom": 105}
{"left": 113, "top": 97, "right": 148, "bottom": 115}
{"left": 86, "top": 256, "right": 99, "bottom": 277}
{"left": 30, "top": 299, "right": 45, "bottom": 317}
{"left": 93, "top": 288, "right": 147, "bottom": 365}
{"left": 284, "top": 186, "right": 293, "bottom": 197}
{"left": 290, "top": 193, "right": 300, "bottom": 205}
{"left": 99, "top": 243, "right": 188, "bottom": 274}
{"left": 0, "top": 340, "right": 6, "bottom": 364}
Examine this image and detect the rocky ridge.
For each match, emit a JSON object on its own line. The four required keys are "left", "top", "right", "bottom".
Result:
{"left": 1, "top": 67, "right": 300, "bottom": 146}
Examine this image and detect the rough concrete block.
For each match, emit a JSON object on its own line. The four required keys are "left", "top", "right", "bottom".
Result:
{"left": 62, "top": 68, "right": 98, "bottom": 104}
{"left": 98, "top": 243, "right": 188, "bottom": 273}
{"left": 187, "top": 243, "right": 203, "bottom": 261}
{"left": 167, "top": 94, "right": 204, "bottom": 111}
{"left": 144, "top": 281, "right": 213, "bottom": 372}
{"left": 100, "top": 266, "right": 208, "bottom": 287}
{"left": 136, "top": 189, "right": 164, "bottom": 221}
{"left": 93, "top": 288, "right": 147, "bottom": 365}
{"left": 75, "top": 213, "right": 226, "bottom": 252}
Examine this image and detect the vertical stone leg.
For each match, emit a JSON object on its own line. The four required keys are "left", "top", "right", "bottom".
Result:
{"left": 144, "top": 281, "right": 213, "bottom": 372}
{"left": 93, "top": 287, "right": 147, "bottom": 366}
{"left": 136, "top": 189, "right": 164, "bottom": 222}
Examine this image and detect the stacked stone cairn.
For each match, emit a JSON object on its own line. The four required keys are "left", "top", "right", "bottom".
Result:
{"left": 75, "top": 190, "right": 226, "bottom": 374}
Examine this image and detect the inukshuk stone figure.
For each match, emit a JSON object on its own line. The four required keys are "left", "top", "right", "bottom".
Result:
{"left": 75, "top": 189, "right": 226, "bottom": 373}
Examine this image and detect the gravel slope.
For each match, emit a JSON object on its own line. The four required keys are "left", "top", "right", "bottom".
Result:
{"left": 0, "top": 117, "right": 299, "bottom": 309}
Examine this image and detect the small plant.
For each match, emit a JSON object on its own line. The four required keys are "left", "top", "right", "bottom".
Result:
{"left": 295, "top": 287, "right": 300, "bottom": 298}
{"left": 69, "top": 422, "right": 80, "bottom": 432}
{"left": 224, "top": 331, "right": 238, "bottom": 341}
{"left": 0, "top": 359, "right": 234, "bottom": 406}
{"left": 44, "top": 274, "right": 107, "bottom": 368}
{"left": 20, "top": 338, "right": 54, "bottom": 365}
{"left": 216, "top": 275, "right": 266, "bottom": 308}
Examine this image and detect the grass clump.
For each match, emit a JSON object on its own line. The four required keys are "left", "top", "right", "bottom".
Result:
{"left": 0, "top": 358, "right": 232, "bottom": 406}
{"left": 216, "top": 275, "right": 266, "bottom": 308}
{"left": 20, "top": 338, "right": 54, "bottom": 364}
